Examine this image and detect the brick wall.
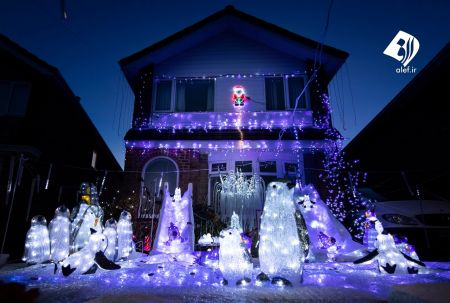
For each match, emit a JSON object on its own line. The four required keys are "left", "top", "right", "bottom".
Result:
{"left": 125, "top": 147, "right": 209, "bottom": 208}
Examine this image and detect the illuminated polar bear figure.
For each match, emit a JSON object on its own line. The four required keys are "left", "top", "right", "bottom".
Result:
{"left": 23, "top": 215, "right": 50, "bottom": 264}
{"left": 258, "top": 182, "right": 304, "bottom": 286}
{"left": 219, "top": 212, "right": 253, "bottom": 286}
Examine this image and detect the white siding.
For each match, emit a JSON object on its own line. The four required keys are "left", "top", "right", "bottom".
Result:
{"left": 154, "top": 31, "right": 305, "bottom": 76}
{"left": 154, "top": 30, "right": 306, "bottom": 113}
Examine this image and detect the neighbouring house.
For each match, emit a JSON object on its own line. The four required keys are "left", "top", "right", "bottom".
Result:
{"left": 119, "top": 6, "right": 348, "bottom": 235}
{"left": 344, "top": 43, "right": 450, "bottom": 259}
{"left": 0, "top": 34, "right": 122, "bottom": 259}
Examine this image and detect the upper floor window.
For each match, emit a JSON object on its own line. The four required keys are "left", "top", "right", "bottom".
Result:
{"left": 154, "top": 80, "right": 172, "bottom": 111}
{"left": 154, "top": 79, "right": 214, "bottom": 112}
{"left": 265, "top": 75, "right": 308, "bottom": 111}
{"left": 0, "top": 81, "right": 31, "bottom": 116}
{"left": 176, "top": 79, "right": 214, "bottom": 112}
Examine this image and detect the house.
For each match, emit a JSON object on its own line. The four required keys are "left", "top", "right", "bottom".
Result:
{"left": 119, "top": 6, "right": 348, "bottom": 233}
{"left": 344, "top": 43, "right": 450, "bottom": 200}
{"left": 344, "top": 43, "right": 450, "bottom": 259}
{"left": 0, "top": 34, "right": 122, "bottom": 259}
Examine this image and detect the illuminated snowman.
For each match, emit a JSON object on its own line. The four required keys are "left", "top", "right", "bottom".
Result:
{"left": 23, "top": 215, "right": 50, "bottom": 264}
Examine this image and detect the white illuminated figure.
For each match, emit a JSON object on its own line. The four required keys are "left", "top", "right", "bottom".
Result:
{"left": 49, "top": 206, "right": 70, "bottom": 263}
{"left": 295, "top": 184, "right": 363, "bottom": 262}
{"left": 219, "top": 212, "right": 253, "bottom": 286}
{"left": 23, "top": 215, "right": 50, "bottom": 264}
{"left": 103, "top": 218, "right": 118, "bottom": 261}
{"left": 354, "top": 220, "right": 425, "bottom": 274}
{"left": 259, "top": 182, "right": 304, "bottom": 286}
{"left": 70, "top": 183, "right": 103, "bottom": 252}
{"left": 117, "top": 210, "right": 133, "bottom": 260}
{"left": 61, "top": 229, "right": 120, "bottom": 276}
{"left": 152, "top": 183, "right": 195, "bottom": 255}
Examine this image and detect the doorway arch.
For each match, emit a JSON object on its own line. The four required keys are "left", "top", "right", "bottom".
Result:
{"left": 141, "top": 156, "right": 179, "bottom": 196}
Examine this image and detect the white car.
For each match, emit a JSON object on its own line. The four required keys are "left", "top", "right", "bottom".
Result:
{"left": 359, "top": 188, "right": 450, "bottom": 260}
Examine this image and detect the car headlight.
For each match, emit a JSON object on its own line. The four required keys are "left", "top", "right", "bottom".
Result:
{"left": 381, "top": 214, "right": 418, "bottom": 225}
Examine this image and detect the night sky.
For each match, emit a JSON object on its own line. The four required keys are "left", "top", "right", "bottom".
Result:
{"left": 1, "top": 0, "right": 449, "bottom": 168}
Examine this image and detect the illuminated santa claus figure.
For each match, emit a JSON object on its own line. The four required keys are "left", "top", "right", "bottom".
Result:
{"left": 232, "top": 85, "right": 246, "bottom": 106}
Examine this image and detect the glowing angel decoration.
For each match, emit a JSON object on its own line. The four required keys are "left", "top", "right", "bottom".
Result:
{"left": 23, "top": 215, "right": 50, "bottom": 264}
{"left": 49, "top": 206, "right": 70, "bottom": 262}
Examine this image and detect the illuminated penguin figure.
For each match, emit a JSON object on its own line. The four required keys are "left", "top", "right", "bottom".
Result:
{"left": 117, "top": 210, "right": 133, "bottom": 260}
{"left": 219, "top": 212, "right": 253, "bottom": 286}
{"left": 103, "top": 218, "right": 118, "bottom": 261}
{"left": 61, "top": 228, "right": 120, "bottom": 276}
{"left": 23, "top": 215, "right": 50, "bottom": 264}
{"left": 354, "top": 220, "right": 425, "bottom": 274}
{"left": 49, "top": 205, "right": 71, "bottom": 263}
{"left": 70, "top": 183, "right": 104, "bottom": 252}
{"left": 258, "top": 182, "right": 304, "bottom": 286}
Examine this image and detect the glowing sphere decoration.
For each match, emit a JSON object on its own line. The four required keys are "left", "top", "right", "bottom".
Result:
{"left": 23, "top": 215, "right": 50, "bottom": 264}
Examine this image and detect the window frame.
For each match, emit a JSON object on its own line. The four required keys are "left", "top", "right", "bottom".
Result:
{"left": 264, "top": 75, "right": 310, "bottom": 111}
{"left": 0, "top": 81, "right": 32, "bottom": 117}
{"left": 152, "top": 79, "right": 175, "bottom": 113}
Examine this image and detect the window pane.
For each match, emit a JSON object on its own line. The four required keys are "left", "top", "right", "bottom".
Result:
{"left": 155, "top": 80, "right": 172, "bottom": 111}
{"left": 288, "top": 77, "right": 307, "bottom": 109}
{"left": 211, "top": 163, "right": 227, "bottom": 172}
{"left": 8, "top": 82, "right": 31, "bottom": 116}
{"left": 235, "top": 161, "right": 252, "bottom": 173}
{"left": 285, "top": 163, "right": 298, "bottom": 174}
{"left": 259, "top": 161, "right": 276, "bottom": 173}
{"left": 177, "top": 80, "right": 214, "bottom": 112}
{"left": 265, "top": 77, "right": 285, "bottom": 110}
{"left": 0, "top": 81, "right": 11, "bottom": 115}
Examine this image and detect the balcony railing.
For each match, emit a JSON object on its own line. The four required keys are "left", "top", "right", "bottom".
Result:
{"left": 148, "top": 110, "right": 313, "bottom": 131}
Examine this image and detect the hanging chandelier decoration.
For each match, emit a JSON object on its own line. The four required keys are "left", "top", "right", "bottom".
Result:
{"left": 219, "top": 170, "right": 257, "bottom": 199}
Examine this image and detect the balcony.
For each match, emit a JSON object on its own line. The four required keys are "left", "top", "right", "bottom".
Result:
{"left": 148, "top": 110, "right": 313, "bottom": 131}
